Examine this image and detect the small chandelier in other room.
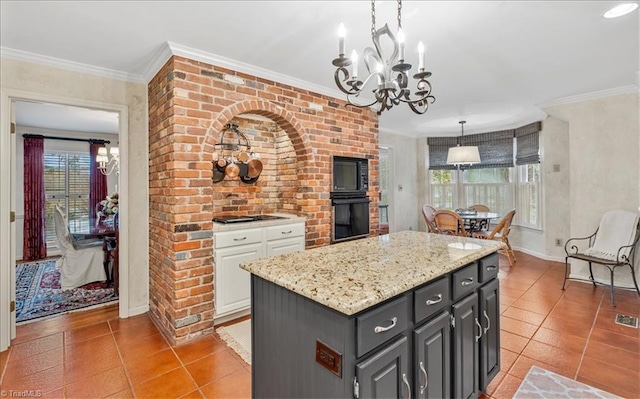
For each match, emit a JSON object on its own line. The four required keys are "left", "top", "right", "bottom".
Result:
{"left": 447, "top": 121, "right": 481, "bottom": 166}
{"left": 332, "top": 0, "right": 435, "bottom": 115}
{"left": 97, "top": 146, "right": 119, "bottom": 175}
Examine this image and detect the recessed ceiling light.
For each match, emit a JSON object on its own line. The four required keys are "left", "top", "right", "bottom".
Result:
{"left": 603, "top": 3, "right": 639, "bottom": 18}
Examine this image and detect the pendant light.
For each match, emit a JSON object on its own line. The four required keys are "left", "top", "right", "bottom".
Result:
{"left": 447, "top": 121, "right": 481, "bottom": 166}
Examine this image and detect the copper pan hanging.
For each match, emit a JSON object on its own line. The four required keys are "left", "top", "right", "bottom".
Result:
{"left": 246, "top": 158, "right": 263, "bottom": 178}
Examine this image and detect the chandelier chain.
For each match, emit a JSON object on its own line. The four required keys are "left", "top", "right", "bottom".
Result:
{"left": 371, "top": 0, "right": 376, "bottom": 40}
{"left": 397, "top": 0, "right": 402, "bottom": 29}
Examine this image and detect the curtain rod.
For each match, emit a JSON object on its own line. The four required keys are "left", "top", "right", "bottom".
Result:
{"left": 22, "top": 134, "right": 111, "bottom": 145}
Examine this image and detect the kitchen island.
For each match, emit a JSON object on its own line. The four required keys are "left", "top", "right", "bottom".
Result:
{"left": 240, "top": 231, "right": 504, "bottom": 399}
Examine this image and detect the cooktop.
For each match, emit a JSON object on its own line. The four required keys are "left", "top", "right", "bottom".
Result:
{"left": 213, "top": 215, "right": 288, "bottom": 224}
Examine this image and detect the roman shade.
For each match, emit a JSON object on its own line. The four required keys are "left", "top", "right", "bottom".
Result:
{"left": 515, "top": 122, "right": 542, "bottom": 165}
{"left": 428, "top": 130, "right": 514, "bottom": 170}
{"left": 427, "top": 137, "right": 459, "bottom": 170}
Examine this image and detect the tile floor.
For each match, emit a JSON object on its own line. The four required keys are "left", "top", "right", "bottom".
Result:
{"left": 1, "top": 252, "right": 639, "bottom": 398}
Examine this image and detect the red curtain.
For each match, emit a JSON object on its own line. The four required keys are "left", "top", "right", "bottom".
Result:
{"left": 23, "top": 136, "right": 47, "bottom": 261}
{"left": 89, "top": 142, "right": 108, "bottom": 224}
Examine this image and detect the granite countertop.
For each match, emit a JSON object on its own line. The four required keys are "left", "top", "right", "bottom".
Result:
{"left": 240, "top": 231, "right": 505, "bottom": 316}
{"left": 213, "top": 213, "right": 306, "bottom": 232}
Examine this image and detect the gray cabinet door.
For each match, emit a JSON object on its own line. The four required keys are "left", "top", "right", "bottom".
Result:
{"left": 452, "top": 292, "right": 479, "bottom": 399}
{"left": 479, "top": 279, "right": 500, "bottom": 390}
{"left": 356, "top": 336, "right": 410, "bottom": 399}
{"left": 413, "top": 311, "right": 451, "bottom": 399}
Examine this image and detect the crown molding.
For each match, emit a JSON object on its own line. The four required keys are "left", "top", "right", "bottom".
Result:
{"left": 0, "top": 47, "right": 146, "bottom": 84}
{"left": 162, "top": 41, "right": 346, "bottom": 100}
{"left": 537, "top": 85, "right": 639, "bottom": 108}
{"left": 140, "top": 42, "right": 174, "bottom": 83}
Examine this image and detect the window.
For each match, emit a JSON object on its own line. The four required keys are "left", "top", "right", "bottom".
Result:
{"left": 430, "top": 170, "right": 456, "bottom": 210}
{"left": 378, "top": 147, "right": 390, "bottom": 225}
{"left": 44, "top": 152, "right": 91, "bottom": 248}
{"left": 462, "top": 168, "right": 513, "bottom": 216}
{"left": 517, "top": 163, "right": 541, "bottom": 229}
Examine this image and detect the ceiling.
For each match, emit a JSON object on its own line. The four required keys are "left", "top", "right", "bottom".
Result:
{"left": 1, "top": 1, "right": 638, "bottom": 137}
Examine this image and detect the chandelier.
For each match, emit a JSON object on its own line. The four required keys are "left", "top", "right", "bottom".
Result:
{"left": 332, "top": 0, "right": 435, "bottom": 115}
{"left": 96, "top": 146, "right": 119, "bottom": 175}
{"left": 447, "top": 121, "right": 481, "bottom": 166}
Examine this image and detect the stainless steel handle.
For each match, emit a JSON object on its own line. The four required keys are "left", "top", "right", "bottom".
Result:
{"left": 461, "top": 278, "right": 474, "bottom": 286}
{"left": 233, "top": 237, "right": 247, "bottom": 241}
{"left": 483, "top": 310, "right": 491, "bottom": 334}
{"left": 419, "top": 361, "right": 428, "bottom": 394}
{"left": 475, "top": 317, "right": 483, "bottom": 342}
{"left": 425, "top": 294, "right": 443, "bottom": 306}
{"left": 374, "top": 317, "right": 397, "bottom": 333}
{"left": 486, "top": 266, "right": 497, "bottom": 271}
{"left": 402, "top": 373, "right": 412, "bottom": 399}
{"left": 281, "top": 230, "right": 293, "bottom": 234}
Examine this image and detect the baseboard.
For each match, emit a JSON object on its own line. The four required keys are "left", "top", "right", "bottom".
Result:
{"left": 511, "top": 245, "right": 565, "bottom": 263}
{"left": 127, "top": 304, "right": 149, "bottom": 317}
{"left": 214, "top": 308, "right": 251, "bottom": 326}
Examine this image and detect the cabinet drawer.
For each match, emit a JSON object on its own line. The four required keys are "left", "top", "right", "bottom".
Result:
{"left": 479, "top": 253, "right": 499, "bottom": 283}
{"left": 356, "top": 296, "right": 408, "bottom": 358}
{"left": 215, "top": 228, "right": 262, "bottom": 249}
{"left": 265, "top": 223, "right": 305, "bottom": 241}
{"left": 452, "top": 262, "right": 479, "bottom": 301}
{"left": 414, "top": 276, "right": 451, "bottom": 324}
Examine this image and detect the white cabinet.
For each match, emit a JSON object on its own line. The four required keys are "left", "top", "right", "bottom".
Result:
{"left": 214, "top": 221, "right": 305, "bottom": 320}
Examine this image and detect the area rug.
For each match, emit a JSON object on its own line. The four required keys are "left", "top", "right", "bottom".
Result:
{"left": 217, "top": 319, "right": 251, "bottom": 365}
{"left": 514, "top": 366, "right": 621, "bottom": 398}
{"left": 16, "top": 259, "right": 117, "bottom": 323}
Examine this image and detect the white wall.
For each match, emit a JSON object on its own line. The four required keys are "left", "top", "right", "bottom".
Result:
{"left": 379, "top": 131, "right": 420, "bottom": 232}
{"left": 14, "top": 125, "right": 118, "bottom": 260}
{"left": 0, "top": 58, "right": 150, "bottom": 318}
{"left": 545, "top": 92, "right": 640, "bottom": 288}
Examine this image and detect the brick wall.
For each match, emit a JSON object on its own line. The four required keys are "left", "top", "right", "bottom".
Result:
{"left": 148, "top": 56, "right": 379, "bottom": 345}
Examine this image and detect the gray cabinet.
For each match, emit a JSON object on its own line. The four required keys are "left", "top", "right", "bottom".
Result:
{"left": 479, "top": 277, "right": 500, "bottom": 390}
{"left": 413, "top": 311, "right": 451, "bottom": 399}
{"left": 356, "top": 336, "right": 410, "bottom": 399}
{"left": 452, "top": 292, "right": 479, "bottom": 399}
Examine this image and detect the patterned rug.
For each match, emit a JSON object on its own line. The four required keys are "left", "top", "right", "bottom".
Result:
{"left": 217, "top": 319, "right": 251, "bottom": 365}
{"left": 16, "top": 259, "right": 117, "bottom": 323}
{"left": 514, "top": 366, "right": 621, "bottom": 398}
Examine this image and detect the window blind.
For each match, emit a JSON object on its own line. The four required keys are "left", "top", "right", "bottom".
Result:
{"left": 427, "top": 137, "right": 458, "bottom": 170}
{"left": 461, "top": 130, "right": 514, "bottom": 170}
{"left": 515, "top": 122, "right": 542, "bottom": 165}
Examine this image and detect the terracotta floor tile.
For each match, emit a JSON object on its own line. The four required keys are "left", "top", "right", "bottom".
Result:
{"left": 576, "top": 376, "right": 637, "bottom": 399}
{"left": 0, "top": 364, "right": 64, "bottom": 394}
{"left": 200, "top": 369, "right": 251, "bottom": 398}
{"left": 540, "top": 315, "right": 592, "bottom": 339}
{"left": 492, "top": 373, "right": 523, "bottom": 399}
{"left": 498, "top": 294, "right": 518, "bottom": 307}
{"left": 64, "top": 322, "right": 111, "bottom": 345}
{"left": 600, "top": 296, "right": 640, "bottom": 316}
{"left": 499, "top": 348, "right": 518, "bottom": 373}
{"left": 531, "top": 327, "right": 587, "bottom": 354}
{"left": 125, "top": 348, "right": 182, "bottom": 385}
{"left": 173, "top": 335, "right": 227, "bottom": 365}
{"left": 104, "top": 387, "right": 134, "bottom": 399}
{"left": 521, "top": 340, "right": 581, "bottom": 376}
{"left": 583, "top": 340, "right": 640, "bottom": 372}
{"left": 9, "top": 333, "right": 63, "bottom": 360}
{"left": 508, "top": 354, "right": 573, "bottom": 380}
{"left": 64, "top": 347, "right": 122, "bottom": 383}
{"left": 578, "top": 355, "right": 640, "bottom": 397}
{"left": 179, "top": 389, "right": 205, "bottom": 398}
{"left": 589, "top": 327, "right": 640, "bottom": 354}
{"left": 185, "top": 349, "right": 245, "bottom": 387}
{"left": 483, "top": 370, "right": 505, "bottom": 397}
{"left": 117, "top": 332, "right": 170, "bottom": 363}
{"left": 109, "top": 314, "right": 157, "bottom": 335}
{"left": 65, "top": 366, "right": 129, "bottom": 399}
{"left": 132, "top": 367, "right": 198, "bottom": 399}
{"left": 502, "top": 307, "right": 546, "bottom": 326}
{"left": 500, "top": 316, "right": 539, "bottom": 339}
{"left": 509, "top": 298, "right": 556, "bottom": 315}
{"left": 500, "top": 279, "right": 533, "bottom": 292}
{"left": 40, "top": 388, "right": 64, "bottom": 398}
{"left": 500, "top": 330, "right": 530, "bottom": 354}
{"left": 3, "top": 347, "right": 63, "bottom": 381}
{"left": 0, "top": 348, "right": 8, "bottom": 376}
{"left": 594, "top": 308, "right": 640, "bottom": 338}
{"left": 64, "top": 333, "right": 117, "bottom": 363}
{"left": 500, "top": 287, "right": 526, "bottom": 299}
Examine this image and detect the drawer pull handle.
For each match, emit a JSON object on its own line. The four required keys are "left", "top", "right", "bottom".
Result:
{"left": 281, "top": 230, "right": 293, "bottom": 234}
{"left": 374, "top": 317, "right": 397, "bottom": 333}
{"left": 461, "top": 278, "right": 474, "bottom": 286}
{"left": 483, "top": 310, "right": 491, "bottom": 334}
{"left": 425, "top": 294, "right": 442, "bottom": 306}
{"left": 233, "top": 237, "right": 247, "bottom": 241}
{"left": 486, "top": 266, "right": 497, "bottom": 271}
{"left": 475, "top": 317, "right": 483, "bottom": 342}
{"left": 419, "top": 361, "right": 428, "bottom": 394}
{"left": 402, "top": 373, "right": 412, "bottom": 399}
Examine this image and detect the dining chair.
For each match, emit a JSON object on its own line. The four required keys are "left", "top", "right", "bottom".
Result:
{"left": 563, "top": 210, "right": 640, "bottom": 306}
{"left": 473, "top": 209, "right": 516, "bottom": 265}
{"left": 54, "top": 204, "right": 107, "bottom": 290}
{"left": 422, "top": 205, "right": 439, "bottom": 233}
{"left": 434, "top": 210, "right": 467, "bottom": 237}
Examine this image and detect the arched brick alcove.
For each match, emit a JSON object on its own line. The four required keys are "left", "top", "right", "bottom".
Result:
{"left": 148, "top": 56, "right": 379, "bottom": 345}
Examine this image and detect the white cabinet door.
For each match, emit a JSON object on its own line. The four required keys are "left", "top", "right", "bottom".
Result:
{"left": 266, "top": 237, "right": 305, "bottom": 256}
{"left": 214, "top": 242, "right": 263, "bottom": 318}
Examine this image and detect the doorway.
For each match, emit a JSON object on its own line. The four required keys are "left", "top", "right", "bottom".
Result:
{"left": 0, "top": 92, "right": 129, "bottom": 351}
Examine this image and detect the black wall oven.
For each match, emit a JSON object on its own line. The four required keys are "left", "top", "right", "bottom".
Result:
{"left": 332, "top": 196, "right": 370, "bottom": 243}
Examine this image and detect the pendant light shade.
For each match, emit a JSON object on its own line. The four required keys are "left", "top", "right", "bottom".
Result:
{"left": 447, "top": 121, "right": 481, "bottom": 166}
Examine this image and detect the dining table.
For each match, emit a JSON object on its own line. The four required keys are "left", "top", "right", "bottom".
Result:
{"left": 69, "top": 216, "right": 118, "bottom": 293}
{"left": 455, "top": 210, "right": 500, "bottom": 234}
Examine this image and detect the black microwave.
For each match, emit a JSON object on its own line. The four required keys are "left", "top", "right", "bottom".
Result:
{"left": 332, "top": 156, "right": 369, "bottom": 193}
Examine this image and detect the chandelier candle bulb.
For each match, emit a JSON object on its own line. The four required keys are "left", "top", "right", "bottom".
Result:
{"left": 338, "top": 23, "right": 346, "bottom": 55}
{"left": 418, "top": 41, "right": 425, "bottom": 70}
{"left": 398, "top": 28, "right": 405, "bottom": 61}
